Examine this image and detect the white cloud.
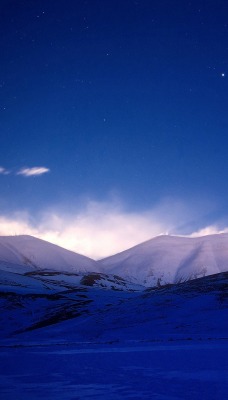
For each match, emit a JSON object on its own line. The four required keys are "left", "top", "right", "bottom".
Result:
{"left": 0, "top": 166, "right": 10, "bottom": 175}
{"left": 0, "top": 198, "right": 224, "bottom": 259}
{"left": 17, "top": 167, "right": 50, "bottom": 177}
{"left": 38, "top": 203, "right": 172, "bottom": 259}
{"left": 189, "top": 225, "right": 228, "bottom": 237}
{"left": 0, "top": 200, "right": 172, "bottom": 259}
{"left": 0, "top": 166, "right": 50, "bottom": 176}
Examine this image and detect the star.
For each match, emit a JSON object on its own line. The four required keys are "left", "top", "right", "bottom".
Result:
{"left": 221, "top": 73, "right": 225, "bottom": 77}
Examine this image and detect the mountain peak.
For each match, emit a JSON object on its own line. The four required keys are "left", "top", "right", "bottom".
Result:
{"left": 101, "top": 233, "right": 228, "bottom": 286}
{"left": 0, "top": 235, "right": 100, "bottom": 273}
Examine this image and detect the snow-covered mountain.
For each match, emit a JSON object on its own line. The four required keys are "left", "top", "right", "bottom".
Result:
{"left": 101, "top": 234, "right": 228, "bottom": 286}
{"left": 0, "top": 235, "right": 144, "bottom": 302}
{"left": 1, "top": 233, "right": 228, "bottom": 289}
{"left": 0, "top": 235, "right": 99, "bottom": 273}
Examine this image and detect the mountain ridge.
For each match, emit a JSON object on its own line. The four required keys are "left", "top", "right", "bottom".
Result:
{"left": 0, "top": 234, "right": 99, "bottom": 273}
{"left": 100, "top": 233, "right": 228, "bottom": 286}
{"left": 1, "top": 233, "right": 228, "bottom": 288}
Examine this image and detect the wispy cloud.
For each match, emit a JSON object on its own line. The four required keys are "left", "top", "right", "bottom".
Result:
{"left": 189, "top": 225, "right": 228, "bottom": 237}
{"left": 17, "top": 167, "right": 50, "bottom": 177}
{"left": 0, "top": 198, "right": 222, "bottom": 259}
{"left": 0, "top": 205, "right": 167, "bottom": 259}
{"left": 0, "top": 166, "right": 10, "bottom": 175}
{"left": 0, "top": 166, "right": 50, "bottom": 177}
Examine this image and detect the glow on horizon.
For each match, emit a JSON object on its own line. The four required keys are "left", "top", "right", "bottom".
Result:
{"left": 0, "top": 199, "right": 227, "bottom": 259}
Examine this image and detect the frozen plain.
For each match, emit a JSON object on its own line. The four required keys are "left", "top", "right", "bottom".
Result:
{"left": 0, "top": 342, "right": 227, "bottom": 400}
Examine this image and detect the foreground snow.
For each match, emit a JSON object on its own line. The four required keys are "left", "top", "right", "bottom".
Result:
{"left": 0, "top": 342, "right": 227, "bottom": 400}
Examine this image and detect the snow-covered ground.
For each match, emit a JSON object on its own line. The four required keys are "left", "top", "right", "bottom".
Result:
{"left": 2, "top": 271, "right": 225, "bottom": 345}
{"left": 0, "top": 342, "right": 227, "bottom": 400}
{"left": 1, "top": 269, "right": 226, "bottom": 399}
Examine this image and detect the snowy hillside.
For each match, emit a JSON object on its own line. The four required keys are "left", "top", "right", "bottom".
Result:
{"left": 0, "top": 271, "right": 143, "bottom": 340}
{"left": 0, "top": 235, "right": 100, "bottom": 273}
{"left": 1, "top": 271, "right": 227, "bottom": 343}
{"left": 1, "top": 271, "right": 227, "bottom": 400}
{"left": 101, "top": 234, "right": 228, "bottom": 286}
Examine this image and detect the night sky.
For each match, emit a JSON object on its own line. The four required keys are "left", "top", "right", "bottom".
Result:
{"left": 1, "top": 0, "right": 228, "bottom": 257}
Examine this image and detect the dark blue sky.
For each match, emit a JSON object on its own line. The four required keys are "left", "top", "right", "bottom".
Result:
{"left": 1, "top": 0, "right": 228, "bottom": 235}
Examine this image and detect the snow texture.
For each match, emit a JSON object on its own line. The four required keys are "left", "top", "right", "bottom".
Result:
{"left": 101, "top": 233, "right": 228, "bottom": 286}
{"left": 0, "top": 235, "right": 99, "bottom": 273}
{"left": 0, "top": 343, "right": 227, "bottom": 400}
{"left": 0, "top": 234, "right": 227, "bottom": 399}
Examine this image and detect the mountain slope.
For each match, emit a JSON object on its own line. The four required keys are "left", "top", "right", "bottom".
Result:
{"left": 0, "top": 270, "right": 140, "bottom": 339}
{"left": 71, "top": 271, "right": 228, "bottom": 342}
{"left": 1, "top": 271, "right": 227, "bottom": 344}
{"left": 0, "top": 235, "right": 100, "bottom": 273}
{"left": 101, "top": 234, "right": 228, "bottom": 286}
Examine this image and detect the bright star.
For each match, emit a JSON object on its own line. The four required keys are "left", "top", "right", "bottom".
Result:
{"left": 221, "top": 73, "right": 225, "bottom": 77}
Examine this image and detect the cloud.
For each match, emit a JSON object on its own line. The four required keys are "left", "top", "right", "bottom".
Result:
{"left": 0, "top": 204, "right": 167, "bottom": 259}
{"left": 0, "top": 166, "right": 50, "bottom": 177}
{"left": 0, "top": 198, "right": 221, "bottom": 259}
{"left": 0, "top": 166, "right": 10, "bottom": 175}
{"left": 17, "top": 167, "right": 50, "bottom": 177}
{"left": 189, "top": 225, "right": 228, "bottom": 237}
